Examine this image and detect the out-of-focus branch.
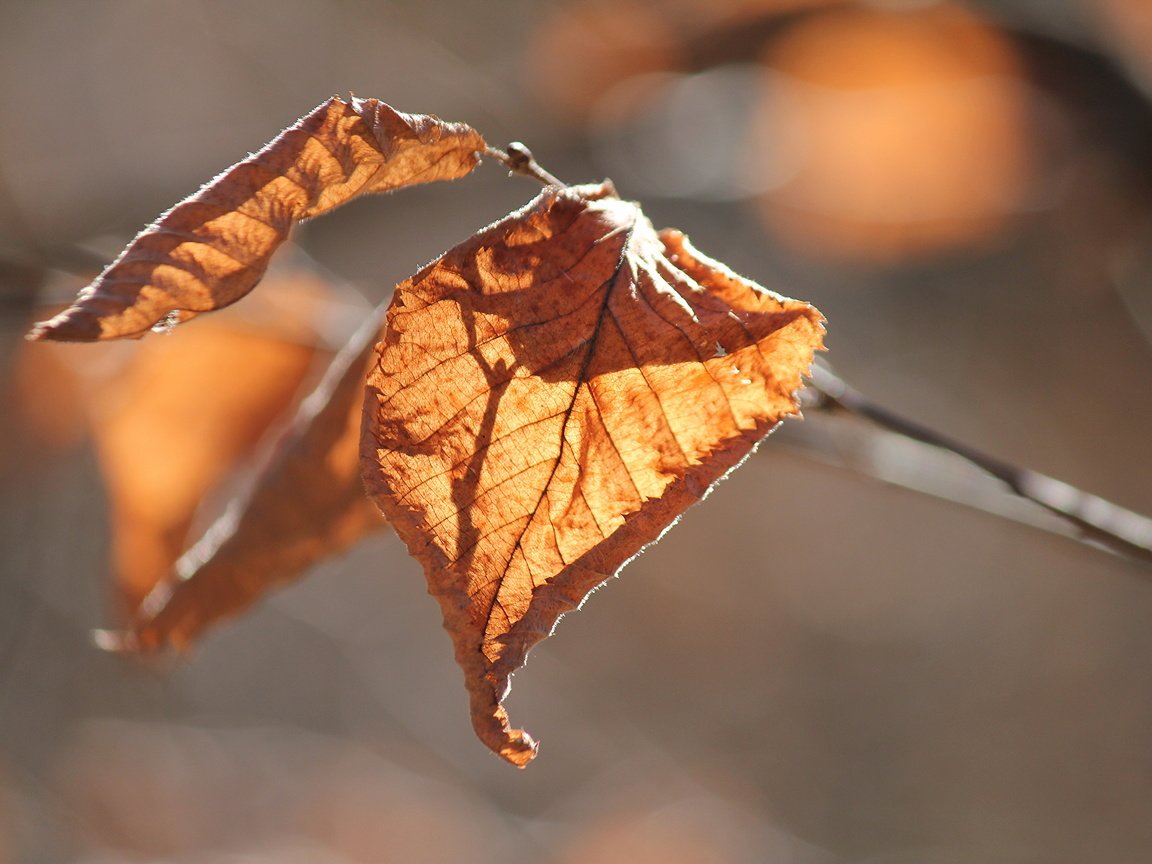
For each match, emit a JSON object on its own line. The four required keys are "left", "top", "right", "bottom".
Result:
{"left": 799, "top": 361, "right": 1152, "bottom": 568}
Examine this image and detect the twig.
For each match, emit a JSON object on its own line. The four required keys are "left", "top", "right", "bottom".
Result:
{"left": 803, "top": 361, "right": 1152, "bottom": 567}
{"left": 485, "top": 143, "right": 565, "bottom": 187}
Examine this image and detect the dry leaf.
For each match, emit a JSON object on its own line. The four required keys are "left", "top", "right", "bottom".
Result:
{"left": 361, "top": 182, "right": 824, "bottom": 765}
{"left": 22, "top": 254, "right": 369, "bottom": 619}
{"left": 22, "top": 261, "right": 352, "bottom": 617}
{"left": 28, "top": 97, "right": 486, "bottom": 342}
{"left": 114, "top": 309, "right": 390, "bottom": 653}
{"left": 89, "top": 319, "right": 320, "bottom": 616}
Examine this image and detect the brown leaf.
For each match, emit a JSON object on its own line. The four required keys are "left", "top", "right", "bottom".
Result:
{"left": 27, "top": 262, "right": 354, "bottom": 617}
{"left": 361, "top": 182, "right": 824, "bottom": 765}
{"left": 114, "top": 308, "right": 390, "bottom": 653}
{"left": 95, "top": 324, "right": 319, "bottom": 617}
{"left": 27, "top": 299, "right": 327, "bottom": 619}
{"left": 28, "top": 97, "right": 486, "bottom": 342}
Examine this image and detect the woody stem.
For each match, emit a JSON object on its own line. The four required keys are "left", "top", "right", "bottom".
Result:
{"left": 485, "top": 144, "right": 565, "bottom": 187}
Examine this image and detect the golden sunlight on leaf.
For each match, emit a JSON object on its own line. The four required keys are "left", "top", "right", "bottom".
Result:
{"left": 28, "top": 97, "right": 486, "bottom": 341}
{"left": 361, "top": 182, "right": 824, "bottom": 765}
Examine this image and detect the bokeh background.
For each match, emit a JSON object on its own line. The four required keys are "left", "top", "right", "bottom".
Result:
{"left": 3, "top": 0, "right": 1152, "bottom": 861}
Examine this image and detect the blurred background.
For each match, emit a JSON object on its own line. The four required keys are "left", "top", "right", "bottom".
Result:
{"left": 3, "top": 0, "right": 1152, "bottom": 861}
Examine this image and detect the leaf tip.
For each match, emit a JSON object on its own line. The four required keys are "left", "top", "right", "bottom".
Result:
{"left": 24, "top": 307, "right": 102, "bottom": 342}
{"left": 25, "top": 315, "right": 64, "bottom": 342}
{"left": 471, "top": 697, "right": 539, "bottom": 767}
{"left": 494, "top": 725, "right": 539, "bottom": 768}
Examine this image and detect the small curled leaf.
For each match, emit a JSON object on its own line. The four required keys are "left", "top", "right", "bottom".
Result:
{"left": 28, "top": 97, "right": 486, "bottom": 342}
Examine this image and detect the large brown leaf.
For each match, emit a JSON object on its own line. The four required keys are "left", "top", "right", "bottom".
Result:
{"left": 361, "top": 182, "right": 825, "bottom": 765}
{"left": 111, "top": 308, "right": 390, "bottom": 653}
{"left": 28, "top": 97, "right": 486, "bottom": 342}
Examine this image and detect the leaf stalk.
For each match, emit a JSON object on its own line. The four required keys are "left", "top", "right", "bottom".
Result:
{"left": 485, "top": 143, "right": 565, "bottom": 187}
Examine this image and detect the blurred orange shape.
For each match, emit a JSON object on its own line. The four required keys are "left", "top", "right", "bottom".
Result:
{"left": 528, "top": 0, "right": 685, "bottom": 122}
{"left": 553, "top": 793, "right": 782, "bottom": 864}
{"left": 6, "top": 331, "right": 89, "bottom": 468}
{"left": 91, "top": 320, "right": 318, "bottom": 617}
{"left": 750, "top": 2, "right": 1037, "bottom": 261}
{"left": 528, "top": 0, "right": 834, "bottom": 124}
{"left": 123, "top": 309, "right": 388, "bottom": 653}
{"left": 1096, "top": 0, "right": 1152, "bottom": 90}
{"left": 21, "top": 265, "right": 344, "bottom": 619}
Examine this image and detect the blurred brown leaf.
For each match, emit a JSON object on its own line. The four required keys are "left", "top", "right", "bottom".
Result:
{"left": 16, "top": 264, "right": 343, "bottom": 617}
{"left": 119, "top": 308, "right": 389, "bottom": 652}
{"left": 28, "top": 97, "right": 486, "bottom": 341}
{"left": 89, "top": 318, "right": 320, "bottom": 616}
{"left": 361, "top": 182, "right": 824, "bottom": 765}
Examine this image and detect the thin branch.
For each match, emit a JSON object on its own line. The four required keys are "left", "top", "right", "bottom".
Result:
{"left": 802, "top": 361, "right": 1152, "bottom": 567}
{"left": 485, "top": 143, "right": 565, "bottom": 187}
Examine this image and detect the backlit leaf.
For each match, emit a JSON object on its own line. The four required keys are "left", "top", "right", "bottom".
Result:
{"left": 361, "top": 182, "right": 824, "bottom": 765}
{"left": 28, "top": 97, "right": 486, "bottom": 341}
